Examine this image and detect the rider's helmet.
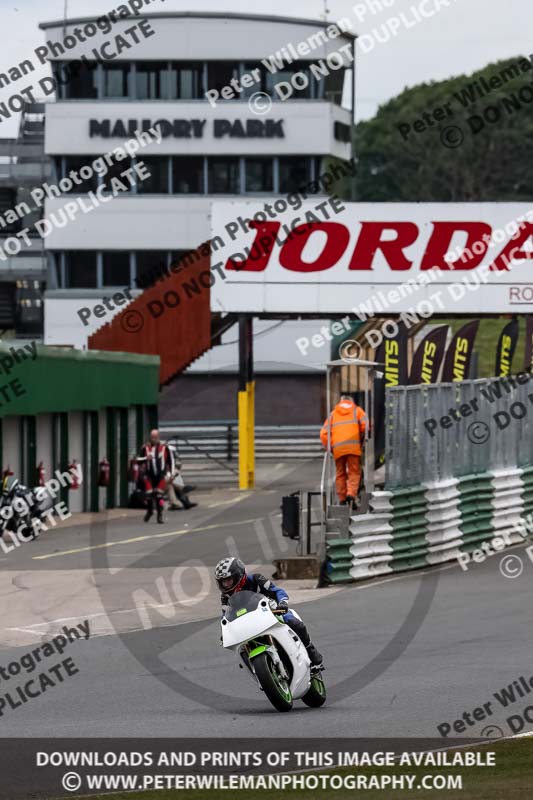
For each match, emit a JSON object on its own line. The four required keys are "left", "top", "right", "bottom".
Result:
{"left": 1, "top": 475, "right": 18, "bottom": 501}
{"left": 214, "top": 557, "right": 247, "bottom": 594}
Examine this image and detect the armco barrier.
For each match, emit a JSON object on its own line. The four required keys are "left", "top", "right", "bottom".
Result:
{"left": 342, "top": 467, "right": 533, "bottom": 583}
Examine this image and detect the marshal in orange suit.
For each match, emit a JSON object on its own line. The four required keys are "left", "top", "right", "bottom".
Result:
{"left": 320, "top": 394, "right": 367, "bottom": 507}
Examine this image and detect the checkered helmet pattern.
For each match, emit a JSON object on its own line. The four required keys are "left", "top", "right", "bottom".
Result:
{"left": 214, "top": 557, "right": 246, "bottom": 593}
{"left": 214, "top": 557, "right": 236, "bottom": 579}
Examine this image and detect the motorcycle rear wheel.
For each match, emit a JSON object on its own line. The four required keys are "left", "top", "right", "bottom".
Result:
{"left": 301, "top": 675, "right": 326, "bottom": 707}
{"left": 253, "top": 652, "right": 293, "bottom": 712}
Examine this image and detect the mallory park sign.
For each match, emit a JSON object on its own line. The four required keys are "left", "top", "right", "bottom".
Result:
{"left": 210, "top": 202, "right": 533, "bottom": 315}
{"left": 89, "top": 118, "right": 285, "bottom": 139}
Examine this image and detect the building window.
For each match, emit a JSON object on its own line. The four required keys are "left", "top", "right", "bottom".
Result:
{"left": 103, "top": 252, "right": 130, "bottom": 287}
{"left": 172, "top": 157, "right": 204, "bottom": 193}
{"left": 279, "top": 158, "right": 312, "bottom": 193}
{"left": 245, "top": 158, "right": 274, "bottom": 193}
{"left": 102, "top": 64, "right": 130, "bottom": 98}
{"left": 241, "top": 63, "right": 269, "bottom": 97}
{"left": 135, "top": 61, "right": 169, "bottom": 99}
{"left": 170, "top": 62, "right": 204, "bottom": 99}
{"left": 207, "top": 62, "right": 239, "bottom": 97}
{"left": 324, "top": 68, "right": 346, "bottom": 105}
{"left": 55, "top": 61, "right": 98, "bottom": 99}
{"left": 136, "top": 157, "right": 169, "bottom": 194}
{"left": 101, "top": 158, "right": 133, "bottom": 193}
{"left": 135, "top": 251, "right": 169, "bottom": 288}
{"left": 0, "top": 188, "right": 20, "bottom": 233}
{"left": 62, "top": 157, "right": 99, "bottom": 192}
{"left": 209, "top": 158, "right": 240, "bottom": 194}
{"left": 266, "top": 65, "right": 312, "bottom": 99}
{"left": 65, "top": 251, "right": 97, "bottom": 288}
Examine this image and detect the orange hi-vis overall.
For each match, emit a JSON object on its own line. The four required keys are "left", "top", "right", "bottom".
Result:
{"left": 320, "top": 400, "right": 367, "bottom": 501}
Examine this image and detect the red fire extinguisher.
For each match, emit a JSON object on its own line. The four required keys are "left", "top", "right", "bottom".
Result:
{"left": 97, "top": 458, "right": 110, "bottom": 487}
{"left": 69, "top": 459, "right": 80, "bottom": 489}
{"left": 128, "top": 457, "right": 140, "bottom": 483}
{"left": 36, "top": 461, "right": 46, "bottom": 486}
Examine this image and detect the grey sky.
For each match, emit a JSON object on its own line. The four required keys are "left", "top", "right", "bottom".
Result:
{"left": 1, "top": 0, "right": 531, "bottom": 137}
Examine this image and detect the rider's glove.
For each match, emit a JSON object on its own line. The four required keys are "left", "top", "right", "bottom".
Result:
{"left": 277, "top": 599, "right": 289, "bottom": 612}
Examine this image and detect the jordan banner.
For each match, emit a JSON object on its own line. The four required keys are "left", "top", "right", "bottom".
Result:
{"left": 408, "top": 326, "right": 449, "bottom": 385}
{"left": 495, "top": 317, "right": 519, "bottom": 377}
{"left": 374, "top": 322, "right": 408, "bottom": 467}
{"left": 441, "top": 320, "right": 480, "bottom": 382}
{"left": 525, "top": 317, "right": 533, "bottom": 373}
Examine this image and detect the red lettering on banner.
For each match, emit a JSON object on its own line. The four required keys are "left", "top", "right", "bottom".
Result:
{"left": 279, "top": 223, "right": 350, "bottom": 272}
{"left": 489, "top": 223, "right": 533, "bottom": 271}
{"left": 222, "top": 218, "right": 533, "bottom": 275}
{"left": 420, "top": 222, "right": 492, "bottom": 270}
{"left": 225, "top": 221, "right": 280, "bottom": 271}
{"left": 348, "top": 222, "right": 419, "bottom": 271}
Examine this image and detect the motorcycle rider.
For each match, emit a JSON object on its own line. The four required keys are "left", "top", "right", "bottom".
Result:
{"left": 138, "top": 428, "right": 174, "bottom": 524}
{"left": 215, "top": 557, "right": 323, "bottom": 671}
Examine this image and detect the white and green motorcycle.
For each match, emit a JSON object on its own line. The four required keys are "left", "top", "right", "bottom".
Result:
{"left": 221, "top": 590, "right": 326, "bottom": 712}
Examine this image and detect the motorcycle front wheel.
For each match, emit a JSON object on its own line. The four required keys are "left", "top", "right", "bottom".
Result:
{"left": 253, "top": 652, "right": 293, "bottom": 712}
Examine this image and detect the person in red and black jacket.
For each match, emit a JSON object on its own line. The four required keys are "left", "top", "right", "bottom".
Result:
{"left": 138, "top": 429, "right": 174, "bottom": 524}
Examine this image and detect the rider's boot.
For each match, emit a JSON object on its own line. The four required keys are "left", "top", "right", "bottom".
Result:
{"left": 307, "top": 643, "right": 324, "bottom": 671}
{"left": 144, "top": 497, "right": 153, "bottom": 523}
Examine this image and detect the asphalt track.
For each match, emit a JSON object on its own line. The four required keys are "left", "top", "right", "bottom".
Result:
{"left": 1, "top": 457, "right": 532, "bottom": 742}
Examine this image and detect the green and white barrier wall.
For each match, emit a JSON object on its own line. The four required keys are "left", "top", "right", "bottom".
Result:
{"left": 325, "top": 467, "right": 533, "bottom": 583}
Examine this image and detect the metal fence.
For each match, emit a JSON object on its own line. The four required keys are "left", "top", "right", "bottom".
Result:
{"left": 385, "top": 375, "right": 533, "bottom": 488}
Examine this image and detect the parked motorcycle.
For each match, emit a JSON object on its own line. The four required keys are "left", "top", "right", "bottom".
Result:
{"left": 221, "top": 590, "right": 326, "bottom": 712}
{"left": 0, "top": 476, "right": 55, "bottom": 541}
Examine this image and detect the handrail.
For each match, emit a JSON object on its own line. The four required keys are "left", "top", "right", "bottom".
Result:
{"left": 167, "top": 435, "right": 239, "bottom": 476}
{"left": 319, "top": 450, "right": 330, "bottom": 560}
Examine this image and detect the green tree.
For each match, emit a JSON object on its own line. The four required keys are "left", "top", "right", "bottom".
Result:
{"left": 355, "top": 56, "right": 533, "bottom": 201}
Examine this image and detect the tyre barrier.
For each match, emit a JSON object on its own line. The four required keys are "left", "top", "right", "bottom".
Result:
{"left": 339, "top": 466, "right": 533, "bottom": 583}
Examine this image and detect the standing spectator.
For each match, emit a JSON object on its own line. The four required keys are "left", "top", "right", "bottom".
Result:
{"left": 139, "top": 429, "right": 174, "bottom": 524}
{"left": 320, "top": 394, "right": 367, "bottom": 509}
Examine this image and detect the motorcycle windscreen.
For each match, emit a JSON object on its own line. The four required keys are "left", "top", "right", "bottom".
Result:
{"left": 225, "top": 590, "right": 266, "bottom": 621}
